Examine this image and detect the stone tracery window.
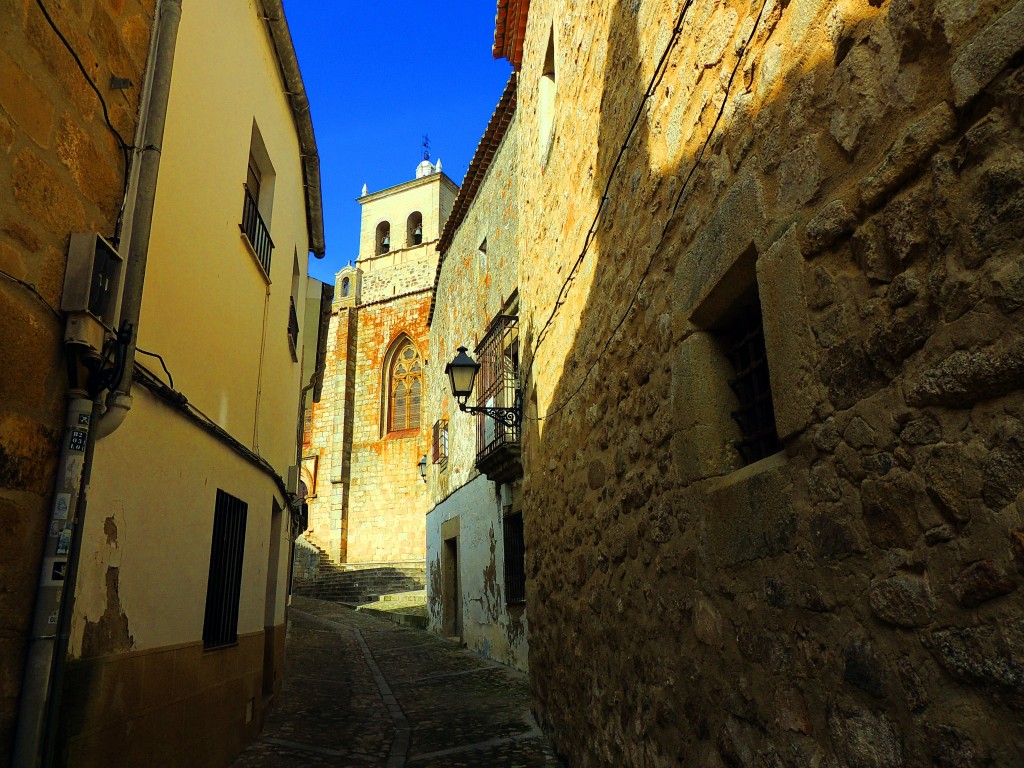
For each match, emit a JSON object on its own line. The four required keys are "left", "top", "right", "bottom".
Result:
{"left": 388, "top": 341, "right": 422, "bottom": 432}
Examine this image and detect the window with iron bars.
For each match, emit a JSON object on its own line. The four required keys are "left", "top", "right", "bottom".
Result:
{"left": 432, "top": 419, "right": 449, "bottom": 468}
{"left": 240, "top": 182, "right": 274, "bottom": 275}
{"left": 503, "top": 512, "right": 526, "bottom": 605}
{"left": 475, "top": 314, "right": 519, "bottom": 461}
{"left": 203, "top": 490, "right": 248, "bottom": 649}
{"left": 287, "top": 296, "right": 300, "bottom": 362}
{"left": 721, "top": 296, "right": 782, "bottom": 465}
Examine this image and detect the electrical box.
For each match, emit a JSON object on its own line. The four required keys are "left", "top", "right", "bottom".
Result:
{"left": 61, "top": 233, "right": 123, "bottom": 353}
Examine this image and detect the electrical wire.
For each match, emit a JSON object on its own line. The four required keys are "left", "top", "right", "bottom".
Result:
{"left": 530, "top": 0, "right": 697, "bottom": 359}
{"left": 135, "top": 346, "right": 175, "bottom": 389}
{"left": 33, "top": 0, "right": 135, "bottom": 242}
{"left": 526, "top": 0, "right": 771, "bottom": 422}
{"left": 0, "top": 267, "right": 63, "bottom": 321}
{"left": 33, "top": 0, "right": 132, "bottom": 152}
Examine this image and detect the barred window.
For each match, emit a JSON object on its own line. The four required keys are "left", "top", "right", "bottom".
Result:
{"left": 503, "top": 512, "right": 526, "bottom": 605}
{"left": 203, "top": 490, "right": 248, "bottom": 649}
{"left": 432, "top": 419, "right": 449, "bottom": 467}
{"left": 722, "top": 296, "right": 781, "bottom": 465}
{"left": 389, "top": 342, "right": 422, "bottom": 432}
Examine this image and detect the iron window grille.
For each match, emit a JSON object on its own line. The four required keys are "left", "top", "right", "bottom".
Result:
{"left": 202, "top": 489, "right": 248, "bottom": 649}
{"left": 287, "top": 296, "right": 300, "bottom": 362}
{"left": 503, "top": 512, "right": 526, "bottom": 605}
{"left": 432, "top": 419, "right": 449, "bottom": 468}
{"left": 240, "top": 183, "right": 274, "bottom": 275}
{"left": 475, "top": 314, "right": 519, "bottom": 461}
{"left": 722, "top": 297, "right": 782, "bottom": 466}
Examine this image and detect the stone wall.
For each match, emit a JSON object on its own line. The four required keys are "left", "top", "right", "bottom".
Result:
{"left": 304, "top": 299, "right": 358, "bottom": 562}
{"left": 345, "top": 290, "right": 431, "bottom": 563}
{"left": 513, "top": 0, "right": 1024, "bottom": 764}
{"left": 360, "top": 243, "right": 437, "bottom": 304}
{"left": 428, "top": 113, "right": 520, "bottom": 504}
{"left": 0, "top": 1, "right": 152, "bottom": 759}
{"left": 425, "top": 110, "right": 525, "bottom": 667}
{"left": 304, "top": 285, "right": 432, "bottom": 565}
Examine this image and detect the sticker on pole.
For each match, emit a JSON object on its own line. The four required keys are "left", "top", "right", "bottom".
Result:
{"left": 56, "top": 525, "right": 73, "bottom": 556}
{"left": 69, "top": 428, "right": 88, "bottom": 452}
{"left": 52, "top": 492, "right": 72, "bottom": 521}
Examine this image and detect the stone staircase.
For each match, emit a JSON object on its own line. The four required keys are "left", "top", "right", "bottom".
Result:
{"left": 291, "top": 538, "right": 426, "bottom": 605}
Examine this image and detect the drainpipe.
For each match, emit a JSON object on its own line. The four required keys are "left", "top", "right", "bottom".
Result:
{"left": 11, "top": 392, "right": 94, "bottom": 768}
{"left": 258, "top": 0, "right": 325, "bottom": 257}
{"left": 97, "top": 0, "right": 182, "bottom": 439}
{"left": 11, "top": 4, "right": 182, "bottom": 766}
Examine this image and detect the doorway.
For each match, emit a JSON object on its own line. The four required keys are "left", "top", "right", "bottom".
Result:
{"left": 442, "top": 536, "right": 462, "bottom": 639}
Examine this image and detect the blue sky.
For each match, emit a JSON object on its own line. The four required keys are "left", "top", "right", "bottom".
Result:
{"left": 285, "top": 2, "right": 513, "bottom": 283}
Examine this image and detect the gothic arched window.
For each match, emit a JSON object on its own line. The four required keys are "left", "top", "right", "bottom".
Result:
{"left": 388, "top": 341, "right": 422, "bottom": 432}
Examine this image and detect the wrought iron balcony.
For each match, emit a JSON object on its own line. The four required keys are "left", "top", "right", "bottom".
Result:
{"left": 474, "top": 314, "right": 521, "bottom": 482}
{"left": 240, "top": 184, "right": 274, "bottom": 275}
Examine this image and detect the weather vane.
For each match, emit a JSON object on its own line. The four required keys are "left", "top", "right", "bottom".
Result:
{"left": 422, "top": 134, "right": 430, "bottom": 161}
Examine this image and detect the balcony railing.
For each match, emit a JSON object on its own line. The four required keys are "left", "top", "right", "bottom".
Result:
{"left": 287, "top": 296, "right": 300, "bottom": 362}
{"left": 240, "top": 184, "right": 274, "bottom": 275}
{"left": 475, "top": 314, "right": 520, "bottom": 465}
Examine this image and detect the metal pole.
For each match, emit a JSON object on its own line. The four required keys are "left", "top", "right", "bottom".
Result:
{"left": 11, "top": 392, "right": 93, "bottom": 768}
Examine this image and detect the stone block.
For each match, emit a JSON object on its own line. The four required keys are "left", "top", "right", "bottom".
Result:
{"left": 951, "top": 0, "right": 1024, "bottom": 107}
{"left": 776, "top": 133, "right": 821, "bottom": 214}
{"left": 0, "top": 48, "right": 54, "bottom": 148}
{"left": 827, "top": 705, "right": 904, "bottom": 768}
{"left": 705, "top": 454, "right": 794, "bottom": 567}
{"left": 905, "top": 336, "right": 1024, "bottom": 408}
{"left": 869, "top": 572, "right": 935, "bottom": 628}
{"left": 679, "top": 170, "right": 767, "bottom": 316}
{"left": 859, "top": 103, "right": 956, "bottom": 210}
{"left": 804, "top": 199, "right": 856, "bottom": 255}
{"left": 12, "top": 147, "right": 86, "bottom": 235}
{"left": 757, "top": 227, "right": 829, "bottom": 440}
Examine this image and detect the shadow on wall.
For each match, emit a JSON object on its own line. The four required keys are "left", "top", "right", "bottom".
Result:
{"left": 521, "top": 0, "right": 1024, "bottom": 764}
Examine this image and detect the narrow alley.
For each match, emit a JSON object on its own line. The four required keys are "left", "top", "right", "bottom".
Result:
{"left": 228, "top": 598, "right": 561, "bottom": 767}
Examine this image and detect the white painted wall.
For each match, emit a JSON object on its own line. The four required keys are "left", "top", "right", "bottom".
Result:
{"left": 426, "top": 474, "right": 528, "bottom": 670}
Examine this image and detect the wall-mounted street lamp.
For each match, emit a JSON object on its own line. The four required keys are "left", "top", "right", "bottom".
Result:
{"left": 444, "top": 346, "right": 521, "bottom": 428}
{"left": 418, "top": 454, "right": 427, "bottom": 483}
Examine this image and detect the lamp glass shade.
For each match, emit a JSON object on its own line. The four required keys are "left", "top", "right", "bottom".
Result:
{"left": 446, "top": 346, "right": 480, "bottom": 401}
{"left": 417, "top": 454, "right": 427, "bottom": 480}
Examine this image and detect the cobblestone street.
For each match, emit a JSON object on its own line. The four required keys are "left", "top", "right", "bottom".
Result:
{"left": 228, "top": 597, "right": 561, "bottom": 767}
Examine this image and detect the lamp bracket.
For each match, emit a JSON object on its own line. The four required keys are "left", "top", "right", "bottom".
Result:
{"left": 458, "top": 389, "right": 522, "bottom": 429}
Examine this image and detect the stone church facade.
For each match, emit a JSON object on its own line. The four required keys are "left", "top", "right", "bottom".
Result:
{"left": 304, "top": 162, "right": 458, "bottom": 565}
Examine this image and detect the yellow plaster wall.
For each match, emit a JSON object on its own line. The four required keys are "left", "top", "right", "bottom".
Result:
{"left": 73, "top": 387, "right": 290, "bottom": 654}
{"left": 138, "top": 0, "right": 311, "bottom": 476}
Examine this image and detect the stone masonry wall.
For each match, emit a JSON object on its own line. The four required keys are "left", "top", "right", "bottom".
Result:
{"left": 428, "top": 113, "right": 520, "bottom": 503}
{"left": 0, "top": 1, "right": 152, "bottom": 760}
{"left": 304, "top": 299, "right": 357, "bottom": 562}
{"left": 426, "top": 112, "right": 523, "bottom": 666}
{"left": 345, "top": 290, "right": 431, "bottom": 563}
{"left": 360, "top": 243, "right": 437, "bottom": 304}
{"left": 514, "top": 0, "right": 1024, "bottom": 765}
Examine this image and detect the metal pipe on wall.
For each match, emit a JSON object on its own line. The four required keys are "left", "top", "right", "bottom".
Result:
{"left": 11, "top": 2, "right": 182, "bottom": 765}
{"left": 96, "top": 0, "right": 183, "bottom": 438}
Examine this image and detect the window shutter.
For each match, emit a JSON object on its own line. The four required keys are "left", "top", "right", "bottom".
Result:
{"left": 432, "top": 420, "right": 440, "bottom": 463}
{"left": 409, "top": 378, "right": 421, "bottom": 430}
{"left": 393, "top": 381, "right": 408, "bottom": 431}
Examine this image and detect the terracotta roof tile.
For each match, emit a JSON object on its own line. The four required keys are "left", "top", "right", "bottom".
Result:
{"left": 493, "top": 0, "right": 530, "bottom": 70}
